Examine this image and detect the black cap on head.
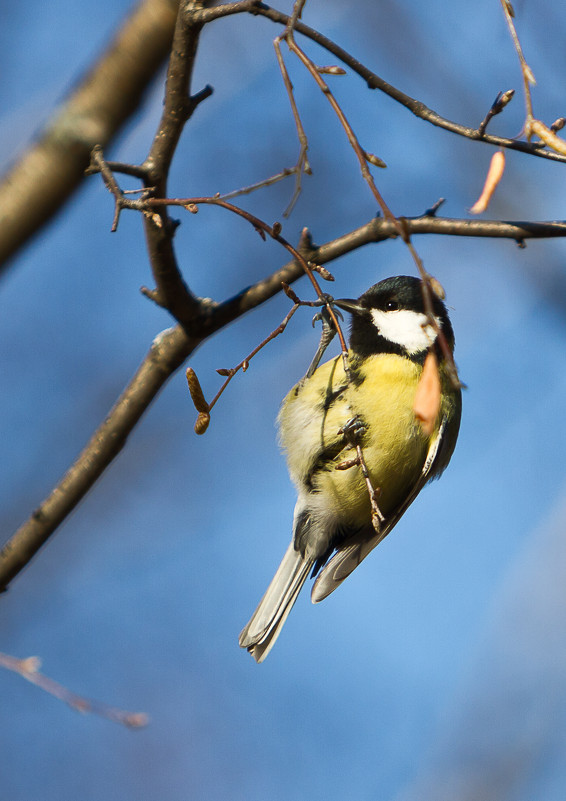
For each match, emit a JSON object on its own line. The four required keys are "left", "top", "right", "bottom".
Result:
{"left": 336, "top": 275, "right": 455, "bottom": 360}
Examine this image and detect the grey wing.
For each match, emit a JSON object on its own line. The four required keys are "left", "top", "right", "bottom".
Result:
{"left": 311, "top": 417, "right": 449, "bottom": 604}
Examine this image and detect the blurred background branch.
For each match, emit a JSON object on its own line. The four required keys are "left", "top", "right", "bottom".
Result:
{"left": 0, "top": 0, "right": 181, "bottom": 270}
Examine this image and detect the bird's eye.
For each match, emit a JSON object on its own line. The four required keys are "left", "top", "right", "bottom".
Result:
{"left": 385, "top": 300, "right": 399, "bottom": 311}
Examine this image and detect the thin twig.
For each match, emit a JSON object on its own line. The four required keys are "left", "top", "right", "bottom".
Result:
{"left": 91, "top": 146, "right": 201, "bottom": 326}
{"left": 496, "top": 2, "right": 566, "bottom": 157}
{"left": 499, "top": 0, "right": 535, "bottom": 123}
{"left": 337, "top": 420, "right": 385, "bottom": 533}
{"left": 187, "top": 302, "right": 301, "bottom": 433}
{"left": 0, "top": 652, "right": 148, "bottom": 728}
{"left": 188, "top": 284, "right": 335, "bottom": 431}
{"left": 273, "top": 0, "right": 312, "bottom": 217}
{"left": 355, "top": 444, "right": 386, "bottom": 532}
{"left": 284, "top": 32, "right": 395, "bottom": 227}
{"left": 277, "top": 0, "right": 311, "bottom": 217}
{"left": 273, "top": 31, "right": 312, "bottom": 215}
{"left": 217, "top": 167, "right": 298, "bottom": 200}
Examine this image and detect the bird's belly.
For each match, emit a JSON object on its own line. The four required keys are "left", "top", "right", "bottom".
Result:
{"left": 282, "top": 353, "right": 430, "bottom": 532}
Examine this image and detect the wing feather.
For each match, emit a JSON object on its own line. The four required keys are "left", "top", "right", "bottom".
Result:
{"left": 311, "top": 417, "right": 448, "bottom": 603}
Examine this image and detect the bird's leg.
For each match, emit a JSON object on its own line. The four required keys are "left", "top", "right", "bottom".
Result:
{"left": 337, "top": 416, "right": 385, "bottom": 533}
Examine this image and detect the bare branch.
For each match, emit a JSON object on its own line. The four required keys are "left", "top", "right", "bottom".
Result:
{"left": 2, "top": 0, "right": 562, "bottom": 277}
{"left": 194, "top": 2, "right": 566, "bottom": 164}
{"left": 2, "top": 210, "right": 565, "bottom": 591}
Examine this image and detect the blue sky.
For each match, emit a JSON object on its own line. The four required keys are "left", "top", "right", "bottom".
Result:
{"left": 2, "top": 2, "right": 566, "bottom": 799}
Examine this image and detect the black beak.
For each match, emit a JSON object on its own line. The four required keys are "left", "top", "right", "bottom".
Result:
{"left": 334, "top": 298, "right": 366, "bottom": 315}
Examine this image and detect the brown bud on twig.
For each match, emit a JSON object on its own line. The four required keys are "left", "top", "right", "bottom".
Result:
{"left": 281, "top": 282, "right": 301, "bottom": 304}
{"left": 272, "top": 221, "right": 282, "bottom": 236}
{"left": 423, "top": 198, "right": 446, "bottom": 217}
{"left": 478, "top": 89, "right": 514, "bottom": 135}
{"left": 185, "top": 203, "right": 199, "bottom": 214}
{"left": 140, "top": 286, "right": 164, "bottom": 306}
{"left": 493, "top": 89, "right": 515, "bottom": 113}
{"left": 216, "top": 368, "right": 232, "bottom": 377}
{"left": 365, "top": 152, "right": 387, "bottom": 168}
{"left": 428, "top": 276, "right": 446, "bottom": 300}
{"left": 186, "top": 367, "right": 209, "bottom": 414}
{"left": 316, "top": 65, "right": 347, "bottom": 75}
{"left": 145, "top": 211, "right": 164, "bottom": 228}
{"left": 551, "top": 117, "right": 566, "bottom": 133}
{"left": 312, "top": 264, "right": 335, "bottom": 281}
{"left": 194, "top": 412, "right": 211, "bottom": 436}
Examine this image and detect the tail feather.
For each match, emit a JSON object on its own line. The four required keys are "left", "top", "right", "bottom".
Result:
{"left": 311, "top": 536, "right": 380, "bottom": 603}
{"left": 239, "top": 543, "right": 314, "bottom": 662}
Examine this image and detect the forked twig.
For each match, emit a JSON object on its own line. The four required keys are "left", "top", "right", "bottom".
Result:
{"left": 187, "top": 299, "right": 299, "bottom": 433}
{"left": 186, "top": 282, "right": 340, "bottom": 433}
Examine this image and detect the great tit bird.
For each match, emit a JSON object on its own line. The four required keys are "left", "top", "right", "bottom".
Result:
{"left": 239, "top": 275, "right": 461, "bottom": 662}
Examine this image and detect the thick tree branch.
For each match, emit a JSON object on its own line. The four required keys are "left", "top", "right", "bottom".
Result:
{"left": 0, "top": 0, "right": 183, "bottom": 271}
{"left": 140, "top": 1, "right": 214, "bottom": 329}
{"left": 1, "top": 211, "right": 564, "bottom": 592}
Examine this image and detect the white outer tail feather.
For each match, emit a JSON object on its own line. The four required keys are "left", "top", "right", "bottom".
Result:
{"left": 239, "top": 543, "right": 315, "bottom": 663}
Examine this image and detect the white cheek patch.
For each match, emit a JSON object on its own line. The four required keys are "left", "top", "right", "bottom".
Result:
{"left": 370, "top": 309, "right": 440, "bottom": 354}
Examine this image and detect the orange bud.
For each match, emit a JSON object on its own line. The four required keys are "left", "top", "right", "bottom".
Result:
{"left": 470, "top": 150, "right": 505, "bottom": 214}
{"left": 414, "top": 351, "right": 441, "bottom": 435}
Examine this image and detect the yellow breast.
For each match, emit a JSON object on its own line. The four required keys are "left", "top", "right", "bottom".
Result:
{"left": 278, "top": 352, "right": 435, "bottom": 529}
